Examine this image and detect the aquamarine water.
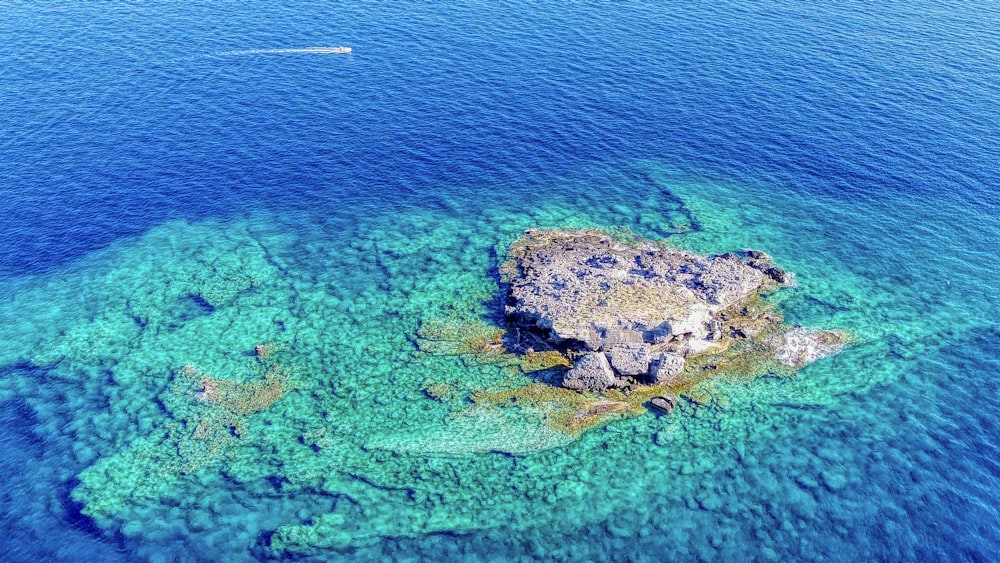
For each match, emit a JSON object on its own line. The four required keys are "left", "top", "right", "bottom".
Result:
{"left": 1, "top": 2, "right": 998, "bottom": 561}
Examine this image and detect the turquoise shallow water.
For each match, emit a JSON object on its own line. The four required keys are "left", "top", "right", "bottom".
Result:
{"left": 1, "top": 2, "right": 999, "bottom": 561}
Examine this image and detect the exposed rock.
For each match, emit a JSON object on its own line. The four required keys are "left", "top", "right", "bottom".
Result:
{"left": 771, "top": 327, "right": 847, "bottom": 369}
{"left": 707, "top": 319, "right": 724, "bottom": 341}
{"left": 649, "top": 395, "right": 676, "bottom": 415}
{"left": 643, "top": 323, "right": 674, "bottom": 345}
{"left": 650, "top": 353, "right": 685, "bottom": 384}
{"left": 738, "top": 249, "right": 794, "bottom": 285}
{"left": 563, "top": 352, "right": 618, "bottom": 390}
{"left": 504, "top": 229, "right": 796, "bottom": 390}
{"left": 607, "top": 344, "right": 651, "bottom": 376}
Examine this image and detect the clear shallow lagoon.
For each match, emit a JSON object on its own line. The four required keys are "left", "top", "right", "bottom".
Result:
{"left": 1, "top": 2, "right": 998, "bottom": 561}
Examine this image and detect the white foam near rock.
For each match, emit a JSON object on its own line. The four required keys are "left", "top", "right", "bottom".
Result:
{"left": 772, "top": 327, "right": 847, "bottom": 369}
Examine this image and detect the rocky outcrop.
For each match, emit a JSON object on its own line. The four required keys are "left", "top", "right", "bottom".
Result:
{"left": 649, "top": 395, "right": 677, "bottom": 415}
{"left": 650, "top": 353, "right": 685, "bottom": 384}
{"left": 563, "top": 352, "right": 618, "bottom": 390}
{"left": 607, "top": 344, "right": 652, "bottom": 376}
{"left": 502, "top": 229, "right": 816, "bottom": 390}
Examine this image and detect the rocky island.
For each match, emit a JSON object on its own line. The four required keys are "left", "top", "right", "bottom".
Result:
{"left": 419, "top": 228, "right": 847, "bottom": 432}
{"left": 502, "top": 229, "right": 842, "bottom": 392}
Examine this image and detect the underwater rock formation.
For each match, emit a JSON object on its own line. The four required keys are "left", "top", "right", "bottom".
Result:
{"left": 770, "top": 327, "right": 847, "bottom": 369}
{"left": 502, "top": 229, "right": 837, "bottom": 390}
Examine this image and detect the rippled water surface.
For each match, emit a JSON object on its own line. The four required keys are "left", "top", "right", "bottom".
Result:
{"left": 1, "top": 2, "right": 998, "bottom": 561}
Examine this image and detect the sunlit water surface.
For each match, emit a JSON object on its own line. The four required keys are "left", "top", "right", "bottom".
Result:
{"left": 1, "top": 2, "right": 998, "bottom": 561}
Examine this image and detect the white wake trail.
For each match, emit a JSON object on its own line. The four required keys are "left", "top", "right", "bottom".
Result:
{"left": 213, "top": 47, "right": 352, "bottom": 56}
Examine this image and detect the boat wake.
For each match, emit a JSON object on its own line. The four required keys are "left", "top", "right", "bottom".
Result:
{"left": 214, "top": 47, "right": 352, "bottom": 56}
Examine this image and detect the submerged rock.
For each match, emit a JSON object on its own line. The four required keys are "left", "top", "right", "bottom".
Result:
{"left": 771, "top": 327, "right": 848, "bottom": 369}
{"left": 504, "top": 229, "right": 796, "bottom": 389}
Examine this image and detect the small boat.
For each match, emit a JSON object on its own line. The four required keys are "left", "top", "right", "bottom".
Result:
{"left": 302, "top": 46, "right": 351, "bottom": 54}
{"left": 214, "top": 46, "right": 352, "bottom": 57}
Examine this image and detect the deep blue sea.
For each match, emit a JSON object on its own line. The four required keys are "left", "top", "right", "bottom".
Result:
{"left": 1, "top": 2, "right": 999, "bottom": 561}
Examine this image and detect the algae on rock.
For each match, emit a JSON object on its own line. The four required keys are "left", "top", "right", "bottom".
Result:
{"left": 74, "top": 345, "right": 298, "bottom": 522}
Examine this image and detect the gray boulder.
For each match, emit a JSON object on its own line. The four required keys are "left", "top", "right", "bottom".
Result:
{"left": 650, "top": 353, "right": 686, "bottom": 384}
{"left": 649, "top": 395, "right": 676, "bottom": 414}
{"left": 607, "top": 344, "right": 652, "bottom": 376}
{"left": 504, "top": 230, "right": 789, "bottom": 356}
{"left": 563, "top": 352, "right": 618, "bottom": 390}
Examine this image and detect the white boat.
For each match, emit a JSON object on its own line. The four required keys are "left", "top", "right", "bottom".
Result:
{"left": 215, "top": 46, "right": 352, "bottom": 57}
{"left": 302, "top": 46, "right": 351, "bottom": 54}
